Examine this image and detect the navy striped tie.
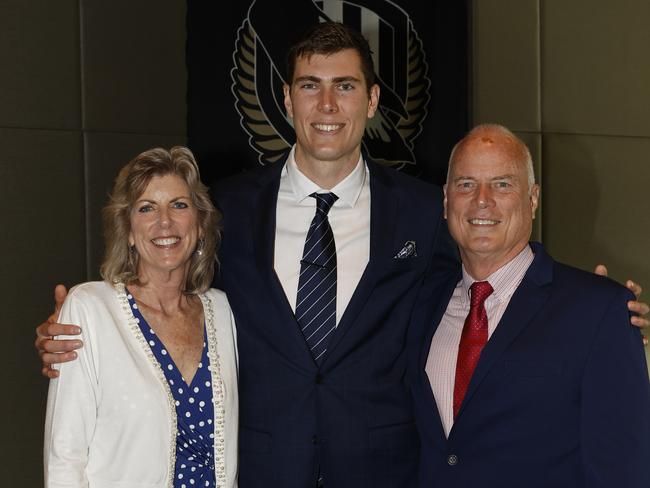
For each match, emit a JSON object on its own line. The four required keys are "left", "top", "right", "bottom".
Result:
{"left": 296, "top": 192, "right": 338, "bottom": 363}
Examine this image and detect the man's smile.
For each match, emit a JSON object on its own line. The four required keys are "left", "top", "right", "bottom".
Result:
{"left": 312, "top": 123, "right": 345, "bottom": 133}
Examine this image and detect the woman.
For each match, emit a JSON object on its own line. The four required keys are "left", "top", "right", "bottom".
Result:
{"left": 44, "top": 147, "right": 238, "bottom": 487}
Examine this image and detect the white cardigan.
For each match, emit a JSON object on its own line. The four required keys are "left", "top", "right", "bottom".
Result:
{"left": 44, "top": 281, "right": 238, "bottom": 488}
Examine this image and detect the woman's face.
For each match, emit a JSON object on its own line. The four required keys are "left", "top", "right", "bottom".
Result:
{"left": 128, "top": 174, "right": 201, "bottom": 281}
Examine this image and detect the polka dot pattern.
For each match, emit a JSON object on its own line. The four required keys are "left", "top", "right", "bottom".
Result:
{"left": 127, "top": 291, "right": 216, "bottom": 487}
{"left": 453, "top": 281, "right": 493, "bottom": 419}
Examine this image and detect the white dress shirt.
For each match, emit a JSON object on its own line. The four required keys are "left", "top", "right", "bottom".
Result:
{"left": 273, "top": 146, "right": 370, "bottom": 324}
{"left": 426, "top": 245, "right": 534, "bottom": 437}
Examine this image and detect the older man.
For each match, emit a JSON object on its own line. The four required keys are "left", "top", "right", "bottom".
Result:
{"left": 408, "top": 124, "right": 650, "bottom": 487}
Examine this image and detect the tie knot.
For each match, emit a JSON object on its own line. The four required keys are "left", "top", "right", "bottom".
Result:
{"left": 470, "top": 281, "right": 493, "bottom": 305}
{"left": 311, "top": 192, "right": 338, "bottom": 216}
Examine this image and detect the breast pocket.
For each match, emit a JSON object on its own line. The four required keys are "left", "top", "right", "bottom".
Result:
{"left": 390, "top": 256, "right": 422, "bottom": 269}
{"left": 373, "top": 258, "right": 426, "bottom": 294}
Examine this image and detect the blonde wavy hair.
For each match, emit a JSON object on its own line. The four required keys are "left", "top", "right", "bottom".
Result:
{"left": 100, "top": 146, "right": 220, "bottom": 294}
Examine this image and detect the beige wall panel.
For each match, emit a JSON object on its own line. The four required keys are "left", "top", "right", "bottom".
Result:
{"left": 542, "top": 133, "right": 650, "bottom": 287}
{"left": 542, "top": 0, "right": 650, "bottom": 136}
{"left": 0, "top": 0, "right": 81, "bottom": 130}
{"left": 542, "top": 133, "right": 650, "bottom": 372}
{"left": 81, "top": 1, "right": 187, "bottom": 134}
{"left": 85, "top": 132, "right": 188, "bottom": 280}
{"left": 472, "top": 0, "right": 540, "bottom": 131}
{"left": 513, "top": 131, "right": 542, "bottom": 241}
{"left": 0, "top": 128, "right": 85, "bottom": 487}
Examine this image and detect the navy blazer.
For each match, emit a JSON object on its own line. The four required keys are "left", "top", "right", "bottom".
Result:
{"left": 212, "top": 156, "right": 454, "bottom": 488}
{"left": 408, "top": 242, "right": 650, "bottom": 488}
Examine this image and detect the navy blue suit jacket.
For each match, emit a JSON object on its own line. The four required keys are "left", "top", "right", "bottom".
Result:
{"left": 212, "top": 156, "right": 454, "bottom": 488}
{"left": 408, "top": 242, "right": 650, "bottom": 488}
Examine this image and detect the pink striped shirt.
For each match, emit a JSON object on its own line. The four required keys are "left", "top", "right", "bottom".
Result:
{"left": 425, "top": 245, "right": 535, "bottom": 437}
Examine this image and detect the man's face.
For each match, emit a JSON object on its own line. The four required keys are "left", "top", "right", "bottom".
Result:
{"left": 444, "top": 133, "right": 539, "bottom": 271}
{"left": 283, "top": 48, "right": 379, "bottom": 170}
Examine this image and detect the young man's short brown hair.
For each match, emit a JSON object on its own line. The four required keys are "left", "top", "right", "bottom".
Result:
{"left": 286, "top": 21, "right": 376, "bottom": 94}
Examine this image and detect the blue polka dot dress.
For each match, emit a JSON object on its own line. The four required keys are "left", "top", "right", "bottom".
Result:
{"left": 127, "top": 291, "right": 216, "bottom": 488}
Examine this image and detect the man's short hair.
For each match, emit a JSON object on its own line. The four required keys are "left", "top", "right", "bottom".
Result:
{"left": 286, "top": 21, "right": 376, "bottom": 94}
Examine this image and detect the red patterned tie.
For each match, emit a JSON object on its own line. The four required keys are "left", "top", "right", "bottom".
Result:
{"left": 453, "top": 281, "right": 493, "bottom": 419}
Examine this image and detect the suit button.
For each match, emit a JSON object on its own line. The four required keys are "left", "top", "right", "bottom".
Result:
{"left": 315, "top": 374, "right": 324, "bottom": 384}
{"left": 447, "top": 454, "right": 459, "bottom": 466}
{"left": 312, "top": 435, "right": 319, "bottom": 444}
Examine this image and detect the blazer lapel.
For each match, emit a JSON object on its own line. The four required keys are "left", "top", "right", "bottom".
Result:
{"left": 417, "top": 272, "right": 461, "bottom": 370}
{"left": 251, "top": 161, "right": 282, "bottom": 276}
{"left": 322, "top": 160, "right": 398, "bottom": 363}
{"left": 250, "top": 158, "right": 317, "bottom": 361}
{"left": 453, "top": 244, "right": 554, "bottom": 422}
{"left": 417, "top": 272, "right": 461, "bottom": 443}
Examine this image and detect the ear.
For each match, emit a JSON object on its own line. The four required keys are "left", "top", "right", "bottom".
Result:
{"left": 128, "top": 231, "right": 135, "bottom": 247}
{"left": 283, "top": 84, "right": 293, "bottom": 118}
{"left": 530, "top": 183, "right": 540, "bottom": 219}
{"left": 443, "top": 183, "right": 448, "bottom": 220}
{"left": 367, "top": 84, "right": 380, "bottom": 118}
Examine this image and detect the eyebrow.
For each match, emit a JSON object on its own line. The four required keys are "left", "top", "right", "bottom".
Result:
{"left": 135, "top": 196, "right": 190, "bottom": 204}
{"left": 452, "top": 174, "right": 516, "bottom": 183}
{"left": 293, "top": 75, "right": 361, "bottom": 84}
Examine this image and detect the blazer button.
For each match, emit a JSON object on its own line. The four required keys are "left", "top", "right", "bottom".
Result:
{"left": 315, "top": 374, "right": 324, "bottom": 384}
{"left": 447, "top": 454, "right": 459, "bottom": 466}
{"left": 312, "top": 435, "right": 319, "bottom": 445}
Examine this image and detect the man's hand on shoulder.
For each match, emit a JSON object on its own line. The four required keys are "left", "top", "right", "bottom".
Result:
{"left": 35, "top": 284, "right": 83, "bottom": 379}
{"left": 594, "top": 265, "right": 649, "bottom": 343}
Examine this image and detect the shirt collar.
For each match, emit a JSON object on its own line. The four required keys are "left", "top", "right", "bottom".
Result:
{"left": 459, "top": 244, "right": 535, "bottom": 306}
{"left": 283, "top": 146, "right": 366, "bottom": 208}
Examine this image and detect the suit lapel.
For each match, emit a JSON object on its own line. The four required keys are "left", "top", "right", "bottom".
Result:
{"left": 453, "top": 244, "right": 554, "bottom": 422}
{"left": 419, "top": 273, "right": 461, "bottom": 370}
{"left": 322, "top": 160, "right": 398, "bottom": 364}
{"left": 251, "top": 157, "right": 317, "bottom": 361}
{"left": 251, "top": 162, "right": 282, "bottom": 274}
{"left": 417, "top": 272, "right": 461, "bottom": 444}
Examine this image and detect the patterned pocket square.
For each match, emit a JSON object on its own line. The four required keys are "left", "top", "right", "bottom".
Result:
{"left": 394, "top": 241, "right": 418, "bottom": 259}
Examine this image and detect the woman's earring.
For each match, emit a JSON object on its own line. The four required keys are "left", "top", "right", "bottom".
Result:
{"left": 196, "top": 238, "right": 205, "bottom": 257}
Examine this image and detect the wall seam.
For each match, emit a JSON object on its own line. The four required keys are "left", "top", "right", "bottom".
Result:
{"left": 537, "top": 0, "right": 544, "bottom": 242}
{"left": 467, "top": 0, "right": 475, "bottom": 127}
{"left": 536, "top": 0, "right": 543, "bottom": 134}
{"left": 79, "top": 0, "right": 90, "bottom": 280}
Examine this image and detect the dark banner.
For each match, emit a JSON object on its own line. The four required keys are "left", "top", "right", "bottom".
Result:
{"left": 187, "top": 0, "right": 468, "bottom": 186}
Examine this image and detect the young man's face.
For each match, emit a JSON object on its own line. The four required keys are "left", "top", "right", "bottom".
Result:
{"left": 284, "top": 48, "right": 379, "bottom": 171}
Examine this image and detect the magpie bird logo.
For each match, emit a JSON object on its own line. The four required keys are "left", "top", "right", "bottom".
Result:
{"left": 231, "top": 0, "right": 430, "bottom": 170}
